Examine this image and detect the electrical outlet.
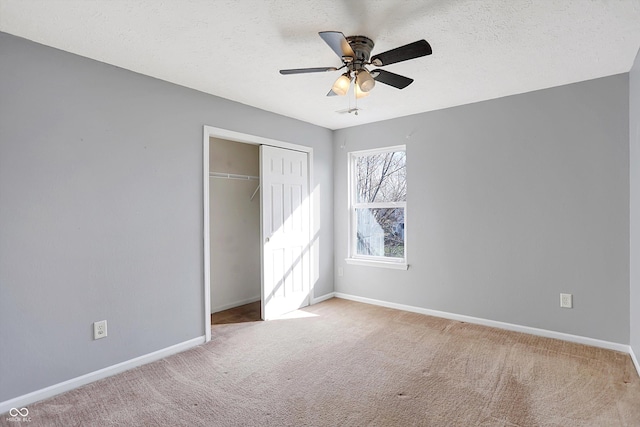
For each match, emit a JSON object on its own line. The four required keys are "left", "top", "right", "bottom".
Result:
{"left": 338, "top": 267, "right": 344, "bottom": 277}
{"left": 560, "top": 293, "right": 573, "bottom": 309}
{"left": 94, "top": 320, "right": 107, "bottom": 340}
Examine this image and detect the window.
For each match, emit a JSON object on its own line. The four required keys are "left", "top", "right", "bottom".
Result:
{"left": 347, "top": 146, "right": 407, "bottom": 269}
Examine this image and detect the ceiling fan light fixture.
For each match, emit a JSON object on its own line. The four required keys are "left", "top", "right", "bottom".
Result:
{"left": 356, "top": 69, "right": 375, "bottom": 92}
{"left": 332, "top": 73, "right": 351, "bottom": 96}
{"left": 355, "top": 83, "right": 369, "bottom": 99}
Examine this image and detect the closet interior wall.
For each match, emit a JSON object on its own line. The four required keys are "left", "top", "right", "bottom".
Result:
{"left": 209, "top": 137, "right": 261, "bottom": 313}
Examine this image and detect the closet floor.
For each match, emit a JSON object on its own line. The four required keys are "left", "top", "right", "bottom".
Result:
{"left": 211, "top": 301, "right": 261, "bottom": 325}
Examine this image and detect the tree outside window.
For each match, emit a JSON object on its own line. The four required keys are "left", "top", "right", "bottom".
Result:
{"left": 349, "top": 146, "right": 406, "bottom": 263}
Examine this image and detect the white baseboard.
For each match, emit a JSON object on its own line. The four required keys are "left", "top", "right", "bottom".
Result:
{"left": 0, "top": 336, "right": 205, "bottom": 414}
{"left": 334, "top": 292, "right": 630, "bottom": 353}
{"left": 311, "top": 292, "right": 336, "bottom": 305}
{"left": 211, "top": 296, "right": 260, "bottom": 313}
{"left": 631, "top": 346, "right": 640, "bottom": 377}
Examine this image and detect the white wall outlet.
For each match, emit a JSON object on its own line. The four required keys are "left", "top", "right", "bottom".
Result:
{"left": 93, "top": 320, "right": 107, "bottom": 340}
{"left": 560, "top": 293, "right": 573, "bottom": 309}
{"left": 338, "top": 267, "right": 344, "bottom": 277}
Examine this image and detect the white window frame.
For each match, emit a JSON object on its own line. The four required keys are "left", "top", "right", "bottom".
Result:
{"left": 346, "top": 145, "right": 408, "bottom": 270}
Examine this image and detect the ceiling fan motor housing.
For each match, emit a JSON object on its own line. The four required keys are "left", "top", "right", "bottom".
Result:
{"left": 346, "top": 36, "right": 375, "bottom": 72}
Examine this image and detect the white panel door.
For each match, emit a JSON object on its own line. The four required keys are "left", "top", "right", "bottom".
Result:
{"left": 260, "top": 145, "right": 310, "bottom": 320}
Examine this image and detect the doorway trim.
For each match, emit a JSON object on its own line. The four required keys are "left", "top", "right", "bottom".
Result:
{"left": 202, "top": 125, "right": 315, "bottom": 342}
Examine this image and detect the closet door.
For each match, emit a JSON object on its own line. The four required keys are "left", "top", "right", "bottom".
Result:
{"left": 260, "top": 145, "right": 310, "bottom": 320}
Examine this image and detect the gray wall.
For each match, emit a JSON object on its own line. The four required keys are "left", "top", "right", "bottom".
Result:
{"left": 0, "top": 32, "right": 333, "bottom": 402}
{"left": 334, "top": 75, "right": 630, "bottom": 344}
{"left": 631, "top": 48, "right": 640, "bottom": 359}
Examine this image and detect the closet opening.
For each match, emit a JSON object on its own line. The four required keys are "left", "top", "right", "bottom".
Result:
{"left": 209, "top": 138, "right": 262, "bottom": 325}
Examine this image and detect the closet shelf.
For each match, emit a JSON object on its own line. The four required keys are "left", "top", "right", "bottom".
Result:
{"left": 210, "top": 172, "right": 259, "bottom": 181}
{"left": 210, "top": 171, "right": 260, "bottom": 201}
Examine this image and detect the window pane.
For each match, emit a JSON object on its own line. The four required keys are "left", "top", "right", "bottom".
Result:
{"left": 356, "top": 208, "right": 404, "bottom": 258}
{"left": 355, "top": 151, "right": 406, "bottom": 203}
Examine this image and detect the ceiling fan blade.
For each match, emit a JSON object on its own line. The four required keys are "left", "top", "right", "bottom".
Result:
{"left": 280, "top": 67, "right": 338, "bottom": 75}
{"left": 371, "top": 69, "right": 414, "bottom": 89}
{"left": 319, "top": 31, "right": 356, "bottom": 59}
{"left": 327, "top": 89, "right": 338, "bottom": 97}
{"left": 370, "top": 40, "right": 432, "bottom": 66}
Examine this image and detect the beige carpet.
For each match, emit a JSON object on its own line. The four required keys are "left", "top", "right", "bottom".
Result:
{"left": 3, "top": 298, "right": 639, "bottom": 426}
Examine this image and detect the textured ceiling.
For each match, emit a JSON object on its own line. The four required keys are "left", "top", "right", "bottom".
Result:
{"left": 1, "top": 0, "right": 640, "bottom": 130}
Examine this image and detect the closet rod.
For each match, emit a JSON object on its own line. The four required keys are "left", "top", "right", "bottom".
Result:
{"left": 209, "top": 172, "right": 259, "bottom": 181}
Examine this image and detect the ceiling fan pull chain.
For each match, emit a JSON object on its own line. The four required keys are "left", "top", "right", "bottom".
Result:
{"left": 354, "top": 85, "right": 358, "bottom": 115}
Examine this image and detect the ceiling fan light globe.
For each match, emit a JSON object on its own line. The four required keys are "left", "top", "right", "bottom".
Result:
{"left": 332, "top": 74, "right": 351, "bottom": 96}
{"left": 356, "top": 70, "right": 375, "bottom": 92}
{"left": 355, "top": 84, "right": 369, "bottom": 99}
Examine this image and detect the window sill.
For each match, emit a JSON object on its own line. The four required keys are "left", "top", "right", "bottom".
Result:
{"left": 345, "top": 258, "right": 409, "bottom": 270}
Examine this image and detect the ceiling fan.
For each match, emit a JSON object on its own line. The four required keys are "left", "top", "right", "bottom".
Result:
{"left": 279, "top": 31, "right": 432, "bottom": 98}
